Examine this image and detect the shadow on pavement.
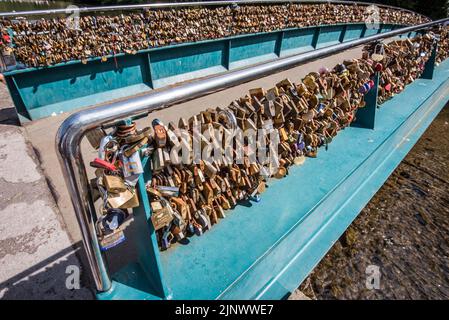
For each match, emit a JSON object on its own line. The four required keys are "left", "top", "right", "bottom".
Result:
{"left": 0, "top": 107, "right": 19, "bottom": 126}
{"left": 0, "top": 241, "right": 94, "bottom": 300}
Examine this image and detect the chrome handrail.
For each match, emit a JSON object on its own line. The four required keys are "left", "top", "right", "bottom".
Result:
{"left": 56, "top": 17, "right": 449, "bottom": 293}
{"left": 0, "top": 1, "right": 426, "bottom": 18}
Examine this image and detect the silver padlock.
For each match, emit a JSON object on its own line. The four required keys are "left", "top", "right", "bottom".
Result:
{"left": 120, "top": 147, "right": 143, "bottom": 187}
{"left": 98, "top": 135, "right": 114, "bottom": 160}
{"left": 152, "top": 148, "right": 165, "bottom": 172}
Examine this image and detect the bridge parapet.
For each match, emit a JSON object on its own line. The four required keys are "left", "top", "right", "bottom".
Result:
{"left": 54, "top": 18, "right": 449, "bottom": 299}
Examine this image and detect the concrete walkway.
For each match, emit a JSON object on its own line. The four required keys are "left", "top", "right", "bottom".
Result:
{"left": 0, "top": 86, "right": 93, "bottom": 299}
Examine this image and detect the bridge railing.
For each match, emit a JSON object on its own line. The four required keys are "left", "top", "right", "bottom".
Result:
{"left": 0, "top": 1, "right": 428, "bottom": 18}
{"left": 56, "top": 17, "right": 449, "bottom": 295}
{"left": 1, "top": 1, "right": 431, "bottom": 121}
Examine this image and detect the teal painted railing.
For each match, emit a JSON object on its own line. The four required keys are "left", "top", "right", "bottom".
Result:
{"left": 54, "top": 16, "right": 449, "bottom": 299}
{"left": 98, "top": 52, "right": 449, "bottom": 301}
{"left": 4, "top": 22, "right": 415, "bottom": 122}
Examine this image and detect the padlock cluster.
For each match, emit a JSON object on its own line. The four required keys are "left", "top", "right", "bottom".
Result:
{"left": 88, "top": 30, "right": 442, "bottom": 252}
{"left": 88, "top": 35, "right": 442, "bottom": 251}
{"left": 363, "top": 33, "right": 436, "bottom": 105}
{"left": 147, "top": 60, "right": 379, "bottom": 250}
{"left": 0, "top": 3, "right": 429, "bottom": 68}
{"left": 88, "top": 121, "right": 154, "bottom": 250}
{"left": 435, "top": 26, "right": 449, "bottom": 64}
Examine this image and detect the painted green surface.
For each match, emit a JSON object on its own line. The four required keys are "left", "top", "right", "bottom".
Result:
{"left": 97, "top": 58, "right": 449, "bottom": 300}
{"left": 364, "top": 27, "right": 381, "bottom": 36}
{"left": 14, "top": 54, "right": 150, "bottom": 110}
{"left": 280, "top": 28, "right": 316, "bottom": 56}
{"left": 343, "top": 24, "right": 365, "bottom": 41}
{"left": 422, "top": 44, "right": 437, "bottom": 79}
{"left": 229, "top": 33, "right": 280, "bottom": 69}
{"left": 352, "top": 72, "right": 379, "bottom": 129}
{"left": 315, "top": 25, "right": 344, "bottom": 48}
{"left": 381, "top": 25, "right": 393, "bottom": 33}
{"left": 150, "top": 41, "right": 227, "bottom": 80}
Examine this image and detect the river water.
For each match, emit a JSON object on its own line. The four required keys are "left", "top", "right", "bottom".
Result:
{"left": 0, "top": 0, "right": 82, "bottom": 12}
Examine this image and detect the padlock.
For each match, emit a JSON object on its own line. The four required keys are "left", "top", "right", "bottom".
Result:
{"left": 371, "top": 42, "right": 385, "bottom": 62}
{"left": 96, "top": 208, "right": 128, "bottom": 251}
{"left": 97, "top": 208, "right": 128, "bottom": 235}
{"left": 152, "top": 147, "right": 165, "bottom": 172}
{"left": 160, "top": 226, "right": 174, "bottom": 250}
{"left": 120, "top": 149, "right": 143, "bottom": 186}
{"left": 107, "top": 187, "right": 139, "bottom": 209}
{"left": 86, "top": 127, "right": 106, "bottom": 150}
{"left": 152, "top": 119, "right": 167, "bottom": 148}
{"left": 90, "top": 158, "right": 117, "bottom": 172}
{"left": 150, "top": 200, "right": 174, "bottom": 231}
{"left": 358, "top": 79, "right": 375, "bottom": 94}
{"left": 103, "top": 174, "right": 127, "bottom": 193}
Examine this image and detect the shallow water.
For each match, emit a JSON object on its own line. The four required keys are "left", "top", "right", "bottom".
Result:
{"left": 301, "top": 103, "right": 449, "bottom": 299}
{"left": 0, "top": 0, "right": 78, "bottom": 13}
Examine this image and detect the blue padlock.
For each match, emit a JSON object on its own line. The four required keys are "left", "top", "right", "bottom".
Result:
{"left": 187, "top": 222, "right": 195, "bottom": 236}
{"left": 295, "top": 141, "right": 305, "bottom": 151}
{"left": 161, "top": 226, "right": 173, "bottom": 250}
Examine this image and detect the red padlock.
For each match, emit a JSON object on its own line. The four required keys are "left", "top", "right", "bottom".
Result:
{"left": 1, "top": 34, "right": 10, "bottom": 43}
{"left": 90, "top": 158, "right": 117, "bottom": 171}
{"left": 384, "top": 83, "right": 392, "bottom": 92}
{"left": 374, "top": 63, "right": 383, "bottom": 72}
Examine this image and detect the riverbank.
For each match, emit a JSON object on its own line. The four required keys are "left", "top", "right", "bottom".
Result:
{"left": 300, "top": 104, "right": 449, "bottom": 299}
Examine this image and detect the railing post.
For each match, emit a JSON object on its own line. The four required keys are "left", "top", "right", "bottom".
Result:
{"left": 275, "top": 30, "right": 284, "bottom": 57}
{"left": 339, "top": 25, "right": 347, "bottom": 43}
{"left": 421, "top": 43, "right": 438, "bottom": 80}
{"left": 311, "top": 26, "right": 320, "bottom": 49}
{"left": 352, "top": 71, "right": 379, "bottom": 129}
{"left": 224, "top": 39, "right": 231, "bottom": 70}
{"left": 145, "top": 53, "right": 154, "bottom": 89}
{"left": 360, "top": 24, "right": 367, "bottom": 38}
{"left": 133, "top": 157, "right": 171, "bottom": 299}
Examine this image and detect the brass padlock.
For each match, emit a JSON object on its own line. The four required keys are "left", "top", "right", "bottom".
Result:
{"left": 150, "top": 200, "right": 174, "bottom": 231}
{"left": 103, "top": 174, "right": 127, "bottom": 193}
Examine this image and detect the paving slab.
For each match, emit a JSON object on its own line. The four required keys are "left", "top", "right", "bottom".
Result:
{"left": 0, "top": 93, "right": 93, "bottom": 299}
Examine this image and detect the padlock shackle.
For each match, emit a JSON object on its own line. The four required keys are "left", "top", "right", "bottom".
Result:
{"left": 56, "top": 17, "right": 449, "bottom": 293}
{"left": 0, "top": 1, "right": 428, "bottom": 19}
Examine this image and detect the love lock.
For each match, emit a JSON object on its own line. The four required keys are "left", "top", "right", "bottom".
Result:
{"left": 120, "top": 145, "right": 143, "bottom": 187}
{"left": 90, "top": 158, "right": 117, "bottom": 172}
{"left": 161, "top": 225, "right": 174, "bottom": 251}
{"left": 358, "top": 79, "right": 375, "bottom": 94}
{"left": 96, "top": 208, "right": 128, "bottom": 251}
{"left": 371, "top": 42, "right": 385, "bottom": 62}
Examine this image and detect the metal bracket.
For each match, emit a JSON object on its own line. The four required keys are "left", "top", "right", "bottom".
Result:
{"left": 352, "top": 72, "right": 379, "bottom": 130}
